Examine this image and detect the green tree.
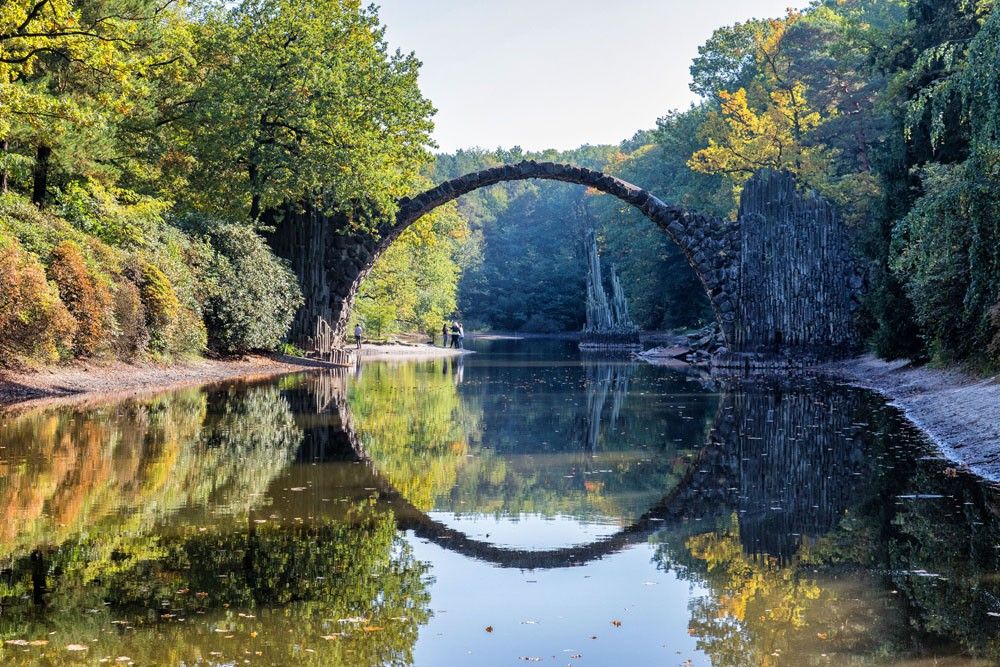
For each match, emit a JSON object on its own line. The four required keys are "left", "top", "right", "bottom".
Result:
{"left": 172, "top": 0, "right": 434, "bottom": 224}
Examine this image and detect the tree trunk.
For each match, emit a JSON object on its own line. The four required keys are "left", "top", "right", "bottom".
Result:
{"left": 30, "top": 549, "right": 47, "bottom": 607}
{"left": 0, "top": 139, "right": 9, "bottom": 193}
{"left": 32, "top": 144, "right": 51, "bottom": 207}
{"left": 248, "top": 162, "right": 261, "bottom": 221}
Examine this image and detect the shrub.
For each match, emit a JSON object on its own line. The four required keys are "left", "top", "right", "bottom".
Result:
{"left": 47, "top": 241, "right": 112, "bottom": 357}
{"left": 0, "top": 237, "right": 76, "bottom": 365}
{"left": 57, "top": 180, "right": 170, "bottom": 249}
{"left": 135, "top": 260, "right": 181, "bottom": 354}
{"left": 196, "top": 224, "right": 302, "bottom": 355}
{"left": 111, "top": 279, "right": 148, "bottom": 360}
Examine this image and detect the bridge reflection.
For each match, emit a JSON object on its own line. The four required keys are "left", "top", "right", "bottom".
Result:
{"left": 288, "top": 369, "right": 871, "bottom": 569}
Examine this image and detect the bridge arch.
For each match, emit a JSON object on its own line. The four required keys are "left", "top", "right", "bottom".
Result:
{"left": 317, "top": 373, "right": 737, "bottom": 569}
{"left": 272, "top": 160, "right": 739, "bottom": 346}
{"left": 269, "top": 165, "right": 861, "bottom": 364}
{"left": 390, "top": 161, "right": 738, "bottom": 338}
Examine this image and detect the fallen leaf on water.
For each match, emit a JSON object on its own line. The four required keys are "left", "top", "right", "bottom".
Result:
{"left": 320, "top": 635, "right": 342, "bottom": 641}
{"left": 29, "top": 640, "right": 48, "bottom": 646}
{"left": 249, "top": 631, "right": 258, "bottom": 638}
{"left": 362, "top": 626, "right": 383, "bottom": 632}
{"left": 338, "top": 617, "right": 367, "bottom": 624}
{"left": 611, "top": 620, "right": 622, "bottom": 628}
{"left": 290, "top": 487, "right": 307, "bottom": 491}
{"left": 485, "top": 626, "right": 494, "bottom": 633}
{"left": 5, "top": 640, "right": 29, "bottom": 646}
{"left": 816, "top": 632, "right": 829, "bottom": 640}
{"left": 66, "top": 644, "right": 88, "bottom": 652}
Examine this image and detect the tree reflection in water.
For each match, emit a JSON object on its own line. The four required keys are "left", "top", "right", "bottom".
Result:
{"left": 655, "top": 378, "right": 1000, "bottom": 665}
{"left": 3, "top": 357, "right": 1000, "bottom": 665}
{"left": 0, "top": 381, "right": 430, "bottom": 665}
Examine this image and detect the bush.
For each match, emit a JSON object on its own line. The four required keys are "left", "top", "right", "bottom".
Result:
{"left": 196, "top": 224, "right": 302, "bottom": 355}
{"left": 135, "top": 260, "right": 181, "bottom": 354}
{"left": 0, "top": 237, "right": 77, "bottom": 365}
{"left": 57, "top": 180, "right": 170, "bottom": 249}
{"left": 111, "top": 279, "right": 148, "bottom": 360}
{"left": 47, "top": 241, "right": 112, "bottom": 357}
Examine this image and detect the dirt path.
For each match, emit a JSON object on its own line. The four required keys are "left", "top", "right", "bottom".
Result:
{"left": 824, "top": 355, "right": 1000, "bottom": 481}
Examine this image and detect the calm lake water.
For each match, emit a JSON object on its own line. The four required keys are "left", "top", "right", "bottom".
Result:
{"left": 1, "top": 339, "right": 1000, "bottom": 666}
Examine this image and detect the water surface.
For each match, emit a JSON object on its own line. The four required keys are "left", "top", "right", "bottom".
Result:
{"left": 1, "top": 339, "right": 999, "bottom": 665}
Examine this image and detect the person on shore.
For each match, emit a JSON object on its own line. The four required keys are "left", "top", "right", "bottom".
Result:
{"left": 450, "top": 321, "right": 460, "bottom": 348}
{"left": 442, "top": 322, "right": 449, "bottom": 347}
{"left": 457, "top": 322, "right": 465, "bottom": 349}
{"left": 354, "top": 323, "right": 363, "bottom": 350}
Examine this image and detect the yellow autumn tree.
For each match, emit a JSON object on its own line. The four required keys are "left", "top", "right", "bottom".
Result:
{"left": 689, "top": 13, "right": 836, "bottom": 202}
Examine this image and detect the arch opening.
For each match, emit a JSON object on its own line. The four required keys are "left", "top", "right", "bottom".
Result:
{"left": 336, "top": 160, "right": 738, "bottom": 345}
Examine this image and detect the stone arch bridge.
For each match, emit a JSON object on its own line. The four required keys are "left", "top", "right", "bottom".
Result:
{"left": 268, "top": 162, "right": 861, "bottom": 365}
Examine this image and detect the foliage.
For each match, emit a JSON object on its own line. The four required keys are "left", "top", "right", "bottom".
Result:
{"left": 196, "top": 223, "right": 302, "bottom": 354}
{"left": 0, "top": 234, "right": 76, "bottom": 364}
{"left": 47, "top": 239, "right": 110, "bottom": 356}
{"left": 352, "top": 202, "right": 466, "bottom": 339}
{"left": 1, "top": 0, "right": 437, "bottom": 364}
{"left": 57, "top": 180, "right": 171, "bottom": 248}
{"left": 170, "top": 0, "right": 434, "bottom": 224}
{"left": 110, "top": 278, "right": 148, "bottom": 359}
{"left": 135, "top": 259, "right": 180, "bottom": 353}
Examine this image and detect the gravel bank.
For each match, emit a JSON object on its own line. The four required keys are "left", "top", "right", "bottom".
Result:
{"left": 1, "top": 344, "right": 471, "bottom": 409}
{"left": 0, "top": 355, "right": 313, "bottom": 409}
{"left": 824, "top": 355, "right": 1000, "bottom": 481}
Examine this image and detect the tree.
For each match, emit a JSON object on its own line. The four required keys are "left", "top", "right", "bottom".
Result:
{"left": 688, "top": 13, "right": 836, "bottom": 199}
{"left": 0, "top": 0, "right": 195, "bottom": 206}
{"left": 172, "top": 0, "right": 434, "bottom": 224}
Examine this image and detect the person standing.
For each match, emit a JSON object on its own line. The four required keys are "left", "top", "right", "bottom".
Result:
{"left": 441, "top": 322, "right": 449, "bottom": 347}
{"left": 450, "top": 321, "right": 460, "bottom": 348}
{"left": 354, "top": 323, "right": 363, "bottom": 350}
{"left": 457, "top": 322, "right": 465, "bottom": 349}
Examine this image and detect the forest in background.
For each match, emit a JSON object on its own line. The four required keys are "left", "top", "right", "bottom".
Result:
{"left": 3, "top": 0, "right": 1000, "bottom": 371}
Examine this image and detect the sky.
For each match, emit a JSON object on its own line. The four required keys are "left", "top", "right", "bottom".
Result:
{"left": 377, "top": 0, "right": 810, "bottom": 153}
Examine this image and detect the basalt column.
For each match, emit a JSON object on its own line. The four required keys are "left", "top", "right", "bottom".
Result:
{"left": 265, "top": 205, "right": 380, "bottom": 344}
{"left": 721, "top": 170, "right": 862, "bottom": 365}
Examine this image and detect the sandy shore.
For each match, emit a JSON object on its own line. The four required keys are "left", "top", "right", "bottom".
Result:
{"left": 358, "top": 342, "right": 471, "bottom": 360}
{"left": 824, "top": 355, "right": 1000, "bottom": 481}
{"left": 0, "top": 344, "right": 469, "bottom": 409}
{"left": 0, "top": 355, "right": 317, "bottom": 409}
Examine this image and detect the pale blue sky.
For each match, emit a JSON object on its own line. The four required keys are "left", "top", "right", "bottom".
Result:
{"left": 377, "top": 0, "right": 809, "bottom": 152}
